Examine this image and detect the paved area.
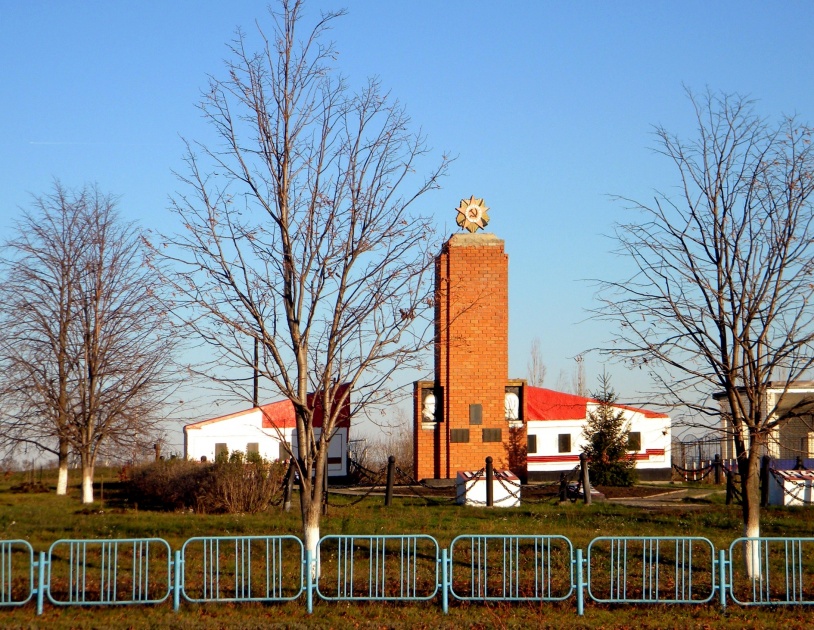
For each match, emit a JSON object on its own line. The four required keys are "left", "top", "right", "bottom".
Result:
{"left": 607, "top": 487, "right": 725, "bottom": 510}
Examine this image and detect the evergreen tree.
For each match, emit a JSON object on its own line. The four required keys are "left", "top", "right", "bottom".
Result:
{"left": 582, "top": 373, "right": 637, "bottom": 486}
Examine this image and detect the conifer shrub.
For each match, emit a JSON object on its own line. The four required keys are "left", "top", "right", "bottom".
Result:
{"left": 582, "top": 373, "right": 638, "bottom": 487}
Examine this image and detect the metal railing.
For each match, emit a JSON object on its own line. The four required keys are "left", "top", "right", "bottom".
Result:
{"left": 0, "top": 540, "right": 33, "bottom": 607}
{"left": 180, "top": 535, "right": 303, "bottom": 603}
{"left": 46, "top": 538, "right": 172, "bottom": 607}
{"left": 728, "top": 537, "right": 814, "bottom": 606}
{"left": 3, "top": 533, "right": 814, "bottom": 615}
{"left": 587, "top": 536, "right": 716, "bottom": 604}
{"left": 316, "top": 534, "right": 438, "bottom": 601}
{"left": 448, "top": 535, "right": 573, "bottom": 602}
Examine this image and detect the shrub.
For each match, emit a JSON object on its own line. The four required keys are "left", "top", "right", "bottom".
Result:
{"left": 127, "top": 455, "right": 287, "bottom": 513}
{"left": 198, "top": 453, "right": 287, "bottom": 514}
{"left": 127, "top": 458, "right": 208, "bottom": 510}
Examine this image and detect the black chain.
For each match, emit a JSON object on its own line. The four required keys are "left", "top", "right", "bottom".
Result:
{"left": 769, "top": 468, "right": 814, "bottom": 505}
{"left": 672, "top": 462, "right": 715, "bottom": 482}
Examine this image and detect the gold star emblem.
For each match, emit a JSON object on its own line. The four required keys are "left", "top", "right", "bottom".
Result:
{"left": 455, "top": 196, "right": 490, "bottom": 233}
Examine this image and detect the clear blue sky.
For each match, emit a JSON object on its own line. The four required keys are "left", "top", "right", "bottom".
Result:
{"left": 2, "top": 1, "right": 814, "bottom": 439}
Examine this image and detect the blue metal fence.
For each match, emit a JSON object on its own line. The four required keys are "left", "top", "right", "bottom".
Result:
{"left": 448, "top": 535, "right": 573, "bottom": 602}
{"left": 316, "top": 534, "right": 438, "bottom": 601}
{"left": 180, "top": 535, "right": 303, "bottom": 603}
{"left": 46, "top": 538, "right": 172, "bottom": 606}
{"left": 0, "top": 540, "right": 33, "bottom": 607}
{"left": 587, "top": 536, "right": 716, "bottom": 604}
{"left": 728, "top": 537, "right": 814, "bottom": 606}
{"left": 2, "top": 534, "right": 814, "bottom": 615}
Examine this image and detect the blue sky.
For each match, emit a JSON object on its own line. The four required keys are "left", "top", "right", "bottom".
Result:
{"left": 2, "top": 1, "right": 814, "bottom": 440}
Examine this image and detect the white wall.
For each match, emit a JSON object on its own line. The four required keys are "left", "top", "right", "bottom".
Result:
{"left": 184, "top": 408, "right": 293, "bottom": 463}
{"left": 526, "top": 407, "right": 671, "bottom": 473}
{"left": 184, "top": 409, "right": 349, "bottom": 476}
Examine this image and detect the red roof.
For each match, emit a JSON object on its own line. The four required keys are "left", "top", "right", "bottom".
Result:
{"left": 525, "top": 386, "right": 668, "bottom": 421}
{"left": 185, "top": 384, "right": 352, "bottom": 431}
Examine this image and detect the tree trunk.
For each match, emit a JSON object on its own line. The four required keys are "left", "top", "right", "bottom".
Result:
{"left": 81, "top": 461, "right": 94, "bottom": 504}
{"left": 300, "top": 450, "right": 326, "bottom": 578}
{"left": 56, "top": 439, "right": 69, "bottom": 496}
{"left": 740, "top": 446, "right": 762, "bottom": 580}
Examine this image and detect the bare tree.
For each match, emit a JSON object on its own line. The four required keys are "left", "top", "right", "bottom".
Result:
{"left": 554, "top": 354, "right": 587, "bottom": 395}
{"left": 0, "top": 182, "right": 175, "bottom": 503}
{"left": 597, "top": 90, "right": 814, "bottom": 575}
{"left": 71, "top": 198, "right": 176, "bottom": 502}
{"left": 572, "top": 354, "right": 587, "bottom": 397}
{"left": 154, "top": 0, "right": 447, "bottom": 559}
{"left": 0, "top": 183, "right": 88, "bottom": 494}
{"left": 526, "top": 337, "right": 547, "bottom": 386}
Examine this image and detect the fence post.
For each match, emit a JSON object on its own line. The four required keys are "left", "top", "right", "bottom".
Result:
{"left": 714, "top": 454, "right": 722, "bottom": 485}
{"left": 485, "top": 456, "right": 494, "bottom": 507}
{"left": 575, "top": 548, "right": 585, "bottom": 616}
{"left": 718, "top": 548, "right": 727, "bottom": 610}
{"left": 760, "top": 455, "right": 771, "bottom": 508}
{"left": 173, "top": 549, "right": 181, "bottom": 611}
{"left": 36, "top": 551, "right": 45, "bottom": 615}
{"left": 441, "top": 547, "right": 449, "bottom": 614}
{"left": 385, "top": 455, "right": 396, "bottom": 507}
{"left": 283, "top": 461, "right": 294, "bottom": 512}
{"left": 725, "top": 470, "right": 734, "bottom": 505}
{"left": 322, "top": 457, "right": 329, "bottom": 516}
{"left": 580, "top": 453, "right": 591, "bottom": 505}
{"left": 558, "top": 472, "right": 567, "bottom": 502}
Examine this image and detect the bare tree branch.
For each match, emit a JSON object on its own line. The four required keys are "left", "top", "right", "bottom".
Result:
{"left": 150, "top": 0, "right": 449, "bottom": 556}
{"left": 0, "top": 182, "right": 177, "bottom": 502}
{"left": 595, "top": 89, "right": 814, "bottom": 567}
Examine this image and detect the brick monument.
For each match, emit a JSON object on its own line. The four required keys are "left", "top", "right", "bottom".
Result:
{"left": 414, "top": 198, "right": 526, "bottom": 480}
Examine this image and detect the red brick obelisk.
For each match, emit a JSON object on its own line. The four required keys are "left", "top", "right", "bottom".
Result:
{"left": 414, "top": 197, "right": 517, "bottom": 480}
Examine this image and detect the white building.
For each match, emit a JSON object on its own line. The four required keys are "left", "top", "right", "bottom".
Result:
{"left": 183, "top": 387, "right": 351, "bottom": 478}
{"left": 524, "top": 387, "right": 671, "bottom": 481}
{"left": 714, "top": 381, "right": 814, "bottom": 463}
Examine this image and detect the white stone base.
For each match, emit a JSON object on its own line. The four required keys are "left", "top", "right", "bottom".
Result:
{"left": 768, "top": 470, "right": 814, "bottom": 506}
{"left": 456, "top": 469, "right": 520, "bottom": 507}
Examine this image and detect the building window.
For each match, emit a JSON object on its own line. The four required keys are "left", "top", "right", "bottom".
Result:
{"left": 247, "top": 442, "right": 259, "bottom": 454}
{"left": 558, "top": 434, "right": 571, "bottom": 454}
{"left": 215, "top": 443, "right": 228, "bottom": 460}
{"left": 482, "top": 428, "right": 502, "bottom": 443}
{"left": 450, "top": 429, "right": 470, "bottom": 443}
{"left": 628, "top": 432, "right": 642, "bottom": 451}
{"left": 527, "top": 434, "right": 538, "bottom": 454}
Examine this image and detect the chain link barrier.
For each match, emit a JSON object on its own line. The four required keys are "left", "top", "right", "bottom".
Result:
{"left": 331, "top": 458, "right": 587, "bottom": 507}
{"left": 672, "top": 461, "right": 716, "bottom": 482}
{"left": 327, "top": 458, "right": 390, "bottom": 509}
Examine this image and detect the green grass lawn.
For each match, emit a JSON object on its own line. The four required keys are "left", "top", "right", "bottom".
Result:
{"left": 1, "top": 467, "right": 813, "bottom": 628}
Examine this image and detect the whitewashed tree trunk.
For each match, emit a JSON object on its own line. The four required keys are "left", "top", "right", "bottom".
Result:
{"left": 304, "top": 517, "right": 320, "bottom": 579}
{"left": 741, "top": 450, "right": 762, "bottom": 580}
{"left": 81, "top": 466, "right": 94, "bottom": 504}
{"left": 55, "top": 439, "right": 69, "bottom": 495}
{"left": 56, "top": 464, "right": 69, "bottom": 495}
{"left": 743, "top": 522, "right": 762, "bottom": 581}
